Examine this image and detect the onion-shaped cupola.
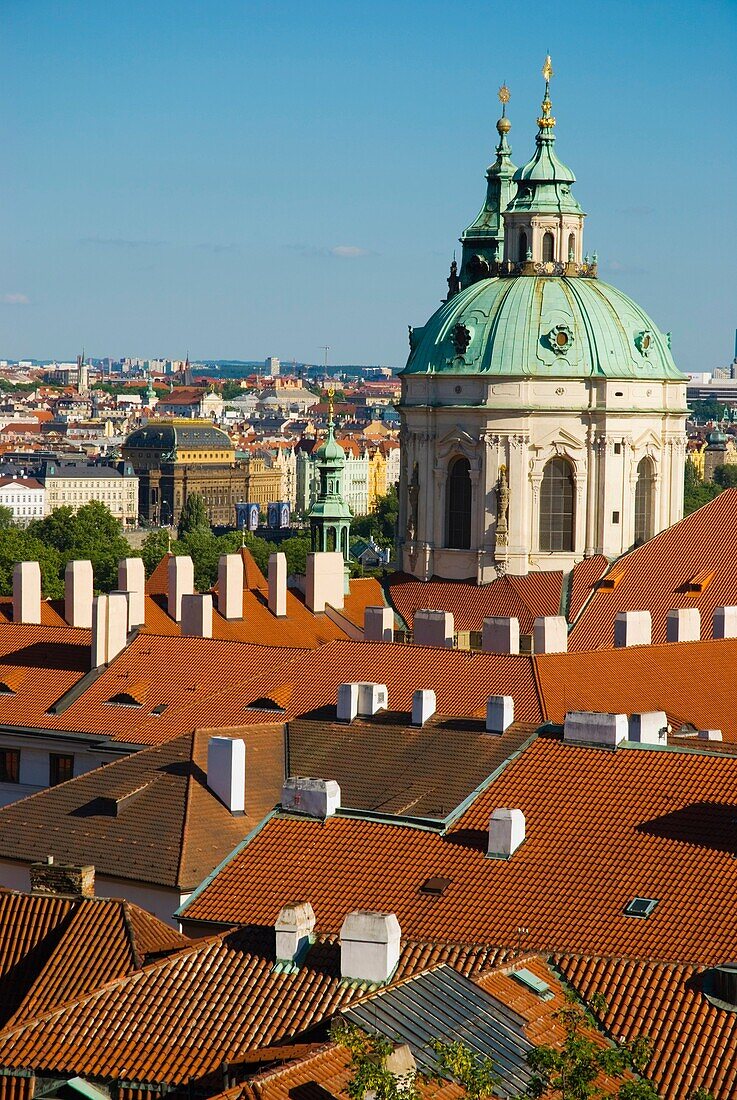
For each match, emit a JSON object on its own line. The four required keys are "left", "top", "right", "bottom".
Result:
{"left": 503, "top": 56, "right": 586, "bottom": 268}
{"left": 459, "top": 85, "right": 518, "bottom": 288}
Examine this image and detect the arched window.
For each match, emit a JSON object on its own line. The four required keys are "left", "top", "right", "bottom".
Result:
{"left": 542, "top": 232, "right": 555, "bottom": 262}
{"left": 634, "top": 458, "right": 655, "bottom": 545}
{"left": 567, "top": 232, "right": 576, "bottom": 261}
{"left": 518, "top": 231, "right": 528, "bottom": 263}
{"left": 446, "top": 457, "right": 472, "bottom": 550}
{"left": 326, "top": 526, "right": 336, "bottom": 552}
{"left": 539, "top": 457, "right": 575, "bottom": 552}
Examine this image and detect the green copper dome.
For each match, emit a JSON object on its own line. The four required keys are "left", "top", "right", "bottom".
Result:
{"left": 402, "top": 275, "right": 686, "bottom": 381}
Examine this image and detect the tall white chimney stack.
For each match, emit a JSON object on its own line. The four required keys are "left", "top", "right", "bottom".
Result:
{"left": 181, "top": 593, "right": 213, "bottom": 638}
{"left": 411, "top": 689, "right": 436, "bottom": 726}
{"left": 275, "top": 901, "right": 316, "bottom": 964}
{"left": 487, "top": 808, "right": 526, "bottom": 859}
{"left": 13, "top": 561, "right": 41, "bottom": 625}
{"left": 482, "top": 617, "right": 520, "bottom": 655}
{"left": 218, "top": 554, "right": 244, "bottom": 621}
{"left": 268, "top": 552, "right": 287, "bottom": 618}
{"left": 64, "top": 560, "right": 94, "bottom": 629}
{"left": 168, "top": 555, "right": 194, "bottom": 622}
{"left": 118, "top": 558, "right": 146, "bottom": 627}
{"left": 207, "top": 736, "right": 246, "bottom": 815}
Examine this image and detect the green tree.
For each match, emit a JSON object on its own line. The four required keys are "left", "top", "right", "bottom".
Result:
{"left": 278, "top": 535, "right": 311, "bottom": 575}
{"left": 177, "top": 493, "right": 210, "bottom": 538}
{"left": 0, "top": 506, "right": 15, "bottom": 529}
{"left": 0, "top": 529, "right": 63, "bottom": 598}
{"left": 27, "top": 501, "right": 131, "bottom": 592}
{"left": 430, "top": 1040, "right": 500, "bottom": 1100}
{"left": 527, "top": 992, "right": 654, "bottom": 1100}
{"left": 140, "top": 529, "right": 172, "bottom": 576}
{"left": 713, "top": 464, "right": 737, "bottom": 488}
{"left": 352, "top": 484, "right": 398, "bottom": 548}
{"left": 683, "top": 459, "right": 722, "bottom": 516}
{"left": 331, "top": 1020, "right": 419, "bottom": 1100}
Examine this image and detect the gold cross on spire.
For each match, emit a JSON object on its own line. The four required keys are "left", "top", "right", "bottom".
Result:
{"left": 538, "top": 54, "right": 556, "bottom": 130}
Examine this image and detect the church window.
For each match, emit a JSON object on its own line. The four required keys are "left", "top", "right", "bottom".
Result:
{"left": 543, "top": 232, "right": 555, "bottom": 262}
{"left": 518, "top": 232, "right": 528, "bottom": 263}
{"left": 634, "top": 458, "right": 655, "bottom": 545}
{"left": 326, "top": 526, "right": 336, "bottom": 552}
{"left": 539, "top": 457, "right": 575, "bottom": 552}
{"left": 568, "top": 232, "right": 576, "bottom": 261}
{"left": 446, "top": 457, "right": 472, "bottom": 550}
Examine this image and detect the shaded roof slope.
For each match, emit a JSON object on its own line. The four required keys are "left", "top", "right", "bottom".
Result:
{"left": 387, "top": 572, "right": 562, "bottom": 633}
{"left": 181, "top": 738, "right": 736, "bottom": 966}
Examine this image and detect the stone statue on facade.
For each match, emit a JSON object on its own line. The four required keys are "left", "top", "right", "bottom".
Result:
{"left": 496, "top": 464, "right": 509, "bottom": 545}
{"left": 407, "top": 462, "right": 420, "bottom": 542}
{"left": 446, "top": 259, "right": 461, "bottom": 300}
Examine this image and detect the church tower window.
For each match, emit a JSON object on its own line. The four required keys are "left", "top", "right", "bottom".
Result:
{"left": 568, "top": 232, "right": 575, "bottom": 261}
{"left": 518, "top": 231, "right": 528, "bottom": 263}
{"left": 634, "top": 458, "right": 655, "bottom": 545}
{"left": 543, "top": 231, "right": 555, "bottom": 262}
{"left": 446, "top": 457, "right": 472, "bottom": 549}
{"left": 539, "top": 457, "right": 574, "bottom": 552}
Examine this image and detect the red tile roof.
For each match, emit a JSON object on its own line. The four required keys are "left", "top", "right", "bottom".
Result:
{"left": 570, "top": 490, "right": 737, "bottom": 648}
{"left": 387, "top": 572, "right": 562, "bottom": 633}
{"left": 181, "top": 738, "right": 736, "bottom": 968}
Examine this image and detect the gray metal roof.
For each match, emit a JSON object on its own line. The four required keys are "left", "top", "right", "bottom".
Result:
{"left": 344, "top": 964, "right": 534, "bottom": 1097}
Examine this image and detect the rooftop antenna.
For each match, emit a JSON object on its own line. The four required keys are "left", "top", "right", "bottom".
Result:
{"left": 320, "top": 345, "right": 330, "bottom": 373}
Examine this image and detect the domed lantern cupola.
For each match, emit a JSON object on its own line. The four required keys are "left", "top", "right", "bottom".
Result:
{"left": 459, "top": 85, "right": 518, "bottom": 288}
{"left": 503, "top": 56, "right": 586, "bottom": 270}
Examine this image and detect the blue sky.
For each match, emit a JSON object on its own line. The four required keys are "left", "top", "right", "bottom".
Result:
{"left": 1, "top": 0, "right": 735, "bottom": 370}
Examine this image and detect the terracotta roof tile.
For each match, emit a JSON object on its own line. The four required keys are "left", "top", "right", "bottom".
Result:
{"left": 387, "top": 572, "right": 562, "bottom": 634}
{"left": 570, "top": 490, "right": 737, "bottom": 648}
{"left": 181, "top": 739, "right": 736, "bottom": 968}
{"left": 567, "top": 555, "right": 609, "bottom": 621}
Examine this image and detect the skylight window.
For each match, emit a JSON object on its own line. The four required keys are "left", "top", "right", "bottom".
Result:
{"left": 419, "top": 876, "right": 452, "bottom": 897}
{"left": 511, "top": 968, "right": 554, "bottom": 1001}
{"left": 624, "top": 896, "right": 658, "bottom": 919}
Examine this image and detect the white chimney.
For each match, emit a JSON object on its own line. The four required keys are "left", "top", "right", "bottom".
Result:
{"left": 64, "top": 560, "right": 93, "bottom": 628}
{"left": 358, "top": 682, "right": 388, "bottom": 716}
{"left": 412, "top": 689, "right": 436, "bottom": 726}
{"left": 282, "top": 777, "right": 341, "bottom": 818}
{"left": 109, "top": 589, "right": 134, "bottom": 632}
{"left": 364, "top": 605, "right": 394, "bottom": 642}
{"left": 107, "top": 592, "right": 129, "bottom": 661}
{"left": 337, "top": 682, "right": 359, "bottom": 722}
{"left": 305, "top": 551, "right": 344, "bottom": 612}
{"left": 340, "top": 910, "right": 401, "bottom": 984}
{"left": 218, "top": 554, "right": 244, "bottom": 620}
{"left": 482, "top": 616, "right": 520, "bottom": 655}
{"left": 168, "top": 555, "right": 194, "bottom": 622}
{"left": 118, "top": 558, "right": 146, "bottom": 627}
{"left": 629, "top": 711, "right": 668, "bottom": 745}
{"left": 698, "top": 729, "right": 723, "bottom": 741}
{"left": 533, "top": 616, "right": 567, "bottom": 654}
{"left": 713, "top": 606, "right": 737, "bottom": 639}
{"left": 275, "top": 901, "right": 316, "bottom": 963}
{"left": 564, "top": 710, "right": 628, "bottom": 748}
{"left": 487, "top": 808, "right": 526, "bottom": 859}
{"left": 207, "top": 736, "right": 246, "bottom": 814}
{"left": 13, "top": 561, "right": 41, "bottom": 624}
{"left": 268, "top": 552, "right": 287, "bottom": 618}
{"left": 486, "top": 695, "right": 514, "bottom": 734}
{"left": 666, "top": 607, "right": 701, "bottom": 643}
{"left": 413, "top": 609, "right": 454, "bottom": 648}
{"left": 91, "top": 592, "right": 128, "bottom": 667}
{"left": 181, "top": 593, "right": 213, "bottom": 638}
{"left": 614, "top": 610, "right": 651, "bottom": 648}
{"left": 91, "top": 594, "right": 108, "bottom": 668}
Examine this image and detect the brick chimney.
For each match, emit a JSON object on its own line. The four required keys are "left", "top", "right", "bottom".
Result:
{"left": 29, "top": 857, "right": 95, "bottom": 898}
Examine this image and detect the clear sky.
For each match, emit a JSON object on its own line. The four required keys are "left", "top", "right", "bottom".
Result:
{"left": 1, "top": 0, "right": 735, "bottom": 370}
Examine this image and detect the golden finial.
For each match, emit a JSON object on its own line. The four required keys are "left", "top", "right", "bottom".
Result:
{"left": 496, "top": 83, "right": 512, "bottom": 135}
{"left": 498, "top": 84, "right": 510, "bottom": 106}
{"left": 327, "top": 387, "right": 335, "bottom": 423}
{"left": 538, "top": 54, "right": 556, "bottom": 130}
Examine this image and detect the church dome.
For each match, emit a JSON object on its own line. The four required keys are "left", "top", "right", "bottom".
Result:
{"left": 402, "top": 274, "right": 685, "bottom": 382}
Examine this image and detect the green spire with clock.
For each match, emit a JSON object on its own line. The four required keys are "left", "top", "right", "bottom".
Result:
{"left": 460, "top": 84, "right": 518, "bottom": 287}
{"left": 308, "top": 389, "right": 353, "bottom": 592}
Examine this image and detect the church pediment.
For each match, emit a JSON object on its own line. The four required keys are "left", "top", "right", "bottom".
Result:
{"left": 632, "top": 428, "right": 663, "bottom": 451}
{"left": 530, "top": 426, "right": 585, "bottom": 453}
{"left": 436, "top": 426, "right": 479, "bottom": 459}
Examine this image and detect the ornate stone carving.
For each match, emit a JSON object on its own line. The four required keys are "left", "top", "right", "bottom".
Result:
{"left": 496, "top": 464, "right": 509, "bottom": 546}
{"left": 451, "top": 322, "right": 472, "bottom": 357}
{"left": 546, "top": 322, "right": 575, "bottom": 355}
{"left": 635, "top": 330, "right": 654, "bottom": 357}
{"left": 406, "top": 462, "right": 419, "bottom": 543}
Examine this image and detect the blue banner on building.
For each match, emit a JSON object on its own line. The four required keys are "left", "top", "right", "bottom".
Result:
{"left": 267, "top": 501, "right": 291, "bottom": 529}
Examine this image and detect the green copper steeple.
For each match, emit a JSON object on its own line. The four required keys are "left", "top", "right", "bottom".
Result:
{"left": 505, "top": 57, "right": 583, "bottom": 218}
{"left": 460, "top": 84, "right": 518, "bottom": 287}
{"left": 308, "top": 389, "right": 352, "bottom": 591}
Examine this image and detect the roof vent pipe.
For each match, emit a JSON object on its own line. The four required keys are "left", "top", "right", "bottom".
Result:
{"left": 487, "top": 808, "right": 525, "bottom": 859}
{"left": 486, "top": 695, "right": 514, "bottom": 734}
{"left": 340, "top": 910, "right": 401, "bottom": 984}
{"left": 411, "top": 689, "right": 436, "bottom": 726}
{"left": 275, "top": 901, "right": 315, "bottom": 964}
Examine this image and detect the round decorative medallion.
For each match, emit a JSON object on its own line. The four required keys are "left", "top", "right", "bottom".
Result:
{"left": 547, "top": 323, "right": 575, "bottom": 355}
{"left": 635, "top": 330, "right": 653, "bottom": 357}
{"left": 454, "top": 385, "right": 462, "bottom": 394}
